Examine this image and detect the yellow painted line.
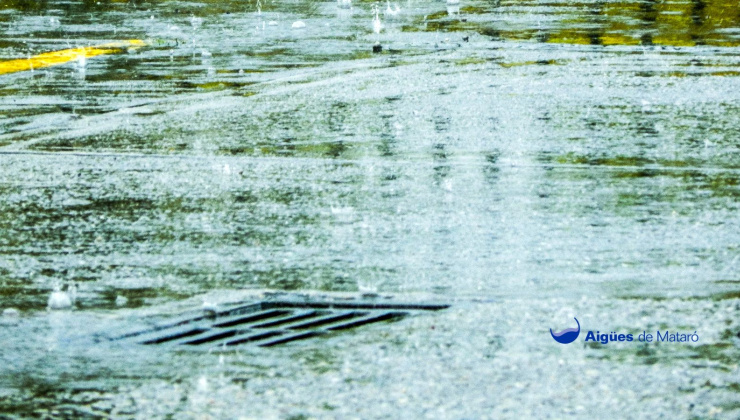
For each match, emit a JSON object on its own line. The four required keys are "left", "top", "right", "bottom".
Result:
{"left": 0, "top": 39, "right": 145, "bottom": 75}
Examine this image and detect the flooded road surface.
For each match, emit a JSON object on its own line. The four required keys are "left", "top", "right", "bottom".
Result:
{"left": 1, "top": 0, "right": 740, "bottom": 418}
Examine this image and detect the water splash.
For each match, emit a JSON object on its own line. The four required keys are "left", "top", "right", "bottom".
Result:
{"left": 372, "top": 4, "right": 382, "bottom": 34}
{"left": 384, "top": 1, "right": 400, "bottom": 19}
{"left": 47, "top": 283, "right": 76, "bottom": 310}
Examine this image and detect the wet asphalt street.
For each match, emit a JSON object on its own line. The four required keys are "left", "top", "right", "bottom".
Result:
{"left": 1, "top": 0, "right": 740, "bottom": 418}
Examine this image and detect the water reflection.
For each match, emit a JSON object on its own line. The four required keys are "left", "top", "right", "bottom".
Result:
{"left": 432, "top": 142, "right": 450, "bottom": 184}
{"left": 482, "top": 150, "right": 501, "bottom": 185}
{"left": 0, "top": 0, "right": 50, "bottom": 13}
{"left": 403, "top": 0, "right": 740, "bottom": 47}
{"left": 543, "top": 0, "right": 740, "bottom": 46}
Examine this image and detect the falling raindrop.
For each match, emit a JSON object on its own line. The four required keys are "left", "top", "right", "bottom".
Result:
{"left": 197, "top": 376, "right": 209, "bottom": 392}
{"left": 190, "top": 15, "right": 203, "bottom": 29}
{"left": 77, "top": 52, "right": 86, "bottom": 69}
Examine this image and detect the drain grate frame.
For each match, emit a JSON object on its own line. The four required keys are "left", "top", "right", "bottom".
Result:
{"left": 110, "top": 299, "right": 449, "bottom": 349}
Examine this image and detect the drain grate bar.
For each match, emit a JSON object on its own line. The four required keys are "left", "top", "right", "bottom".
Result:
{"left": 212, "top": 309, "right": 292, "bottom": 328}
{"left": 225, "top": 330, "right": 285, "bottom": 347}
{"left": 141, "top": 327, "right": 210, "bottom": 345}
{"left": 110, "top": 298, "right": 449, "bottom": 349}
{"left": 182, "top": 329, "right": 244, "bottom": 346}
{"left": 113, "top": 316, "right": 208, "bottom": 341}
{"left": 250, "top": 310, "right": 328, "bottom": 328}
{"left": 326, "top": 311, "right": 407, "bottom": 331}
{"left": 218, "top": 302, "right": 265, "bottom": 316}
{"left": 265, "top": 301, "right": 450, "bottom": 311}
{"left": 258, "top": 331, "right": 325, "bottom": 347}
{"left": 286, "top": 311, "right": 367, "bottom": 330}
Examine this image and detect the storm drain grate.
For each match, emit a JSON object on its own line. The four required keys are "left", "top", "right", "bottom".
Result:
{"left": 110, "top": 299, "right": 449, "bottom": 349}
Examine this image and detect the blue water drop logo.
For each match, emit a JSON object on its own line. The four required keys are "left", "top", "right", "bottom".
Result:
{"left": 550, "top": 317, "right": 580, "bottom": 344}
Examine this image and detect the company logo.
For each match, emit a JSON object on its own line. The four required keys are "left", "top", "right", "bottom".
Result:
{"left": 550, "top": 317, "right": 580, "bottom": 344}
{"left": 548, "top": 315, "right": 700, "bottom": 345}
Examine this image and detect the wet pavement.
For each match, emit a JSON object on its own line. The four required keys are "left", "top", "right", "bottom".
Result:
{"left": 1, "top": 0, "right": 740, "bottom": 418}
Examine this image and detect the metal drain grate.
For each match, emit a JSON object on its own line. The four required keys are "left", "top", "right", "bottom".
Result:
{"left": 110, "top": 299, "right": 449, "bottom": 349}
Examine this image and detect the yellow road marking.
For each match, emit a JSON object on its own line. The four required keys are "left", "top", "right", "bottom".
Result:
{"left": 0, "top": 39, "right": 146, "bottom": 75}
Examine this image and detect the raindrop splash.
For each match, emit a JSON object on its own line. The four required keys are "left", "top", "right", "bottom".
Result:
{"left": 372, "top": 5, "right": 382, "bottom": 34}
